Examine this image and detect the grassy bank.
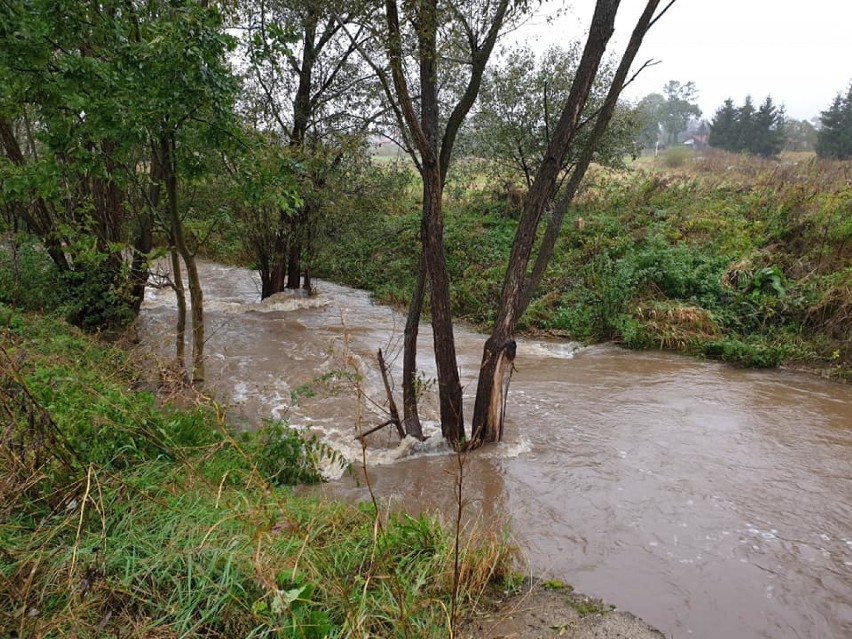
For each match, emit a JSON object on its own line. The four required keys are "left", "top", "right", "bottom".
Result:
{"left": 0, "top": 308, "right": 513, "bottom": 638}
{"left": 316, "top": 152, "right": 851, "bottom": 380}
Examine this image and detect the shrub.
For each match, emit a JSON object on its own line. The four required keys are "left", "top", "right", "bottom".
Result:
{"left": 0, "top": 234, "right": 65, "bottom": 312}
{"left": 700, "top": 337, "right": 795, "bottom": 368}
{"left": 250, "top": 418, "right": 344, "bottom": 486}
{"left": 659, "top": 145, "right": 693, "bottom": 168}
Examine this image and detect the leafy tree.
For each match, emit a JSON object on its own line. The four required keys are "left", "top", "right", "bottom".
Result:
{"left": 134, "top": 1, "right": 239, "bottom": 382}
{"left": 661, "top": 80, "right": 701, "bottom": 145}
{"left": 783, "top": 118, "right": 817, "bottom": 152}
{"left": 816, "top": 83, "right": 852, "bottom": 159}
{"left": 371, "top": 0, "right": 522, "bottom": 442}
{"left": 372, "top": 0, "right": 676, "bottom": 446}
{"left": 237, "top": 0, "right": 379, "bottom": 296}
{"left": 470, "top": 0, "right": 677, "bottom": 445}
{"left": 635, "top": 80, "right": 700, "bottom": 148}
{"left": 0, "top": 0, "right": 150, "bottom": 328}
{"left": 467, "top": 44, "right": 641, "bottom": 187}
{"left": 0, "top": 0, "right": 240, "bottom": 381}
{"left": 636, "top": 92, "right": 665, "bottom": 149}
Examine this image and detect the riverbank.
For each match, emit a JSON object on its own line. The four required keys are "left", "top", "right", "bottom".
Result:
{"left": 315, "top": 152, "right": 851, "bottom": 381}
{"left": 461, "top": 579, "right": 665, "bottom": 639}
{"left": 1, "top": 307, "right": 667, "bottom": 638}
{"left": 0, "top": 308, "right": 512, "bottom": 637}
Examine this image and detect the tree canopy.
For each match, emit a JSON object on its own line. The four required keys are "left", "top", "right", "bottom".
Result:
{"left": 0, "top": 0, "right": 237, "bottom": 336}
{"left": 466, "top": 44, "right": 641, "bottom": 187}
{"left": 1, "top": 0, "right": 682, "bottom": 447}
{"left": 635, "top": 80, "right": 701, "bottom": 148}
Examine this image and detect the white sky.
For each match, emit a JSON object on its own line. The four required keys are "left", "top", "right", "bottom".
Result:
{"left": 514, "top": 0, "right": 852, "bottom": 121}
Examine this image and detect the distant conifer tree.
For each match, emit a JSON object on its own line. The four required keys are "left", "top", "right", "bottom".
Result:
{"left": 816, "top": 84, "right": 852, "bottom": 159}
{"left": 708, "top": 98, "right": 738, "bottom": 150}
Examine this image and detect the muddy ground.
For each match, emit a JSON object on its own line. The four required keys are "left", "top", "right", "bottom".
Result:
{"left": 461, "top": 580, "right": 666, "bottom": 639}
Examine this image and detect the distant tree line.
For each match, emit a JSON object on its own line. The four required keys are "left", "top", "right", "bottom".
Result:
{"left": 638, "top": 80, "right": 852, "bottom": 159}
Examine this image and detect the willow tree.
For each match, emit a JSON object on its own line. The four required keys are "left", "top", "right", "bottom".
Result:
{"left": 135, "top": 0, "right": 236, "bottom": 382}
{"left": 0, "top": 0, "right": 151, "bottom": 329}
{"left": 372, "top": 0, "right": 523, "bottom": 441}
{"left": 0, "top": 0, "right": 238, "bottom": 385}
{"left": 466, "top": 43, "right": 642, "bottom": 189}
{"left": 470, "top": 0, "right": 677, "bottom": 446}
{"left": 239, "top": 0, "right": 379, "bottom": 296}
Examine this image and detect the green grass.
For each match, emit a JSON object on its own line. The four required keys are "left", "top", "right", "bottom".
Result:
{"left": 0, "top": 308, "right": 514, "bottom": 638}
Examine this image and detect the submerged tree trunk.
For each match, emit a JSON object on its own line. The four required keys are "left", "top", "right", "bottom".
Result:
{"left": 260, "top": 250, "right": 288, "bottom": 299}
{"left": 302, "top": 227, "right": 314, "bottom": 293}
{"left": 402, "top": 251, "right": 427, "bottom": 439}
{"left": 414, "top": 0, "right": 464, "bottom": 443}
{"left": 257, "top": 207, "right": 290, "bottom": 300}
{"left": 286, "top": 238, "right": 301, "bottom": 289}
{"left": 470, "top": 0, "right": 667, "bottom": 447}
{"left": 302, "top": 263, "right": 312, "bottom": 292}
{"left": 382, "top": 0, "right": 510, "bottom": 445}
{"left": 421, "top": 167, "right": 465, "bottom": 442}
{"left": 259, "top": 9, "right": 317, "bottom": 297}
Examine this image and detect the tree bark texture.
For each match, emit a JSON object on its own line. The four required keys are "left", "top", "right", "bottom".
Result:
{"left": 417, "top": 0, "right": 465, "bottom": 442}
{"left": 169, "top": 246, "right": 187, "bottom": 376}
{"left": 423, "top": 166, "right": 465, "bottom": 441}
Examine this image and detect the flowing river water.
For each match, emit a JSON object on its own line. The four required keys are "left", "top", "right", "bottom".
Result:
{"left": 140, "top": 261, "right": 852, "bottom": 639}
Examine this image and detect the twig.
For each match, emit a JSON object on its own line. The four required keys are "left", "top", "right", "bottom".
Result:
{"left": 377, "top": 348, "right": 405, "bottom": 438}
{"left": 450, "top": 401, "right": 468, "bottom": 638}
{"left": 354, "top": 419, "right": 396, "bottom": 440}
{"left": 340, "top": 310, "right": 382, "bottom": 528}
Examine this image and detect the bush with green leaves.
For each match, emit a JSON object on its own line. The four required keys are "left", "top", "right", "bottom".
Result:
{"left": 251, "top": 418, "right": 345, "bottom": 486}
{"left": 0, "top": 234, "right": 65, "bottom": 312}
{"left": 659, "top": 145, "right": 693, "bottom": 168}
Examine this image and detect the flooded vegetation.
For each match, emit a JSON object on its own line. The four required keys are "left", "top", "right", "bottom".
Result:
{"left": 3, "top": 2, "right": 852, "bottom": 637}
{"left": 137, "top": 260, "right": 852, "bottom": 638}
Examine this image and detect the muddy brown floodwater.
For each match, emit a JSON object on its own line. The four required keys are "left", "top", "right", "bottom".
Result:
{"left": 140, "top": 261, "right": 852, "bottom": 639}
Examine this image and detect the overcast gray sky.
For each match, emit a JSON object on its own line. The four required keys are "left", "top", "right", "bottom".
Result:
{"left": 515, "top": 0, "right": 852, "bottom": 121}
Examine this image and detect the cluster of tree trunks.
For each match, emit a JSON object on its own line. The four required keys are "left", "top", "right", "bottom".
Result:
{"left": 375, "top": 0, "right": 674, "bottom": 449}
